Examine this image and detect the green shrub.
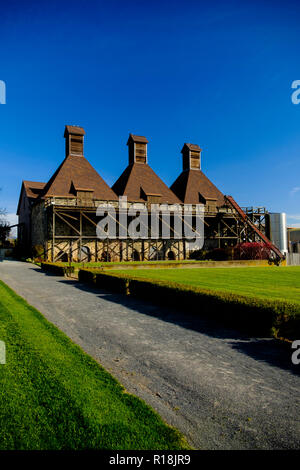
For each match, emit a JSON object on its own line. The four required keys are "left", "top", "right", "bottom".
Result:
{"left": 78, "top": 269, "right": 130, "bottom": 294}
{"left": 32, "top": 244, "right": 45, "bottom": 261}
{"left": 205, "top": 248, "right": 228, "bottom": 261}
{"left": 94, "top": 272, "right": 130, "bottom": 295}
{"left": 41, "top": 262, "right": 74, "bottom": 277}
{"left": 78, "top": 268, "right": 96, "bottom": 284}
{"left": 188, "top": 249, "right": 209, "bottom": 260}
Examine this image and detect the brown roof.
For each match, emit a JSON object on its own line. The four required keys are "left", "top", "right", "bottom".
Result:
{"left": 73, "top": 186, "right": 94, "bottom": 192}
{"left": 182, "top": 143, "right": 201, "bottom": 152}
{"left": 39, "top": 154, "right": 118, "bottom": 200}
{"left": 127, "top": 134, "right": 149, "bottom": 144}
{"left": 64, "top": 125, "right": 85, "bottom": 137}
{"left": 170, "top": 170, "right": 225, "bottom": 206}
{"left": 112, "top": 163, "right": 181, "bottom": 204}
{"left": 17, "top": 181, "right": 46, "bottom": 215}
{"left": 23, "top": 180, "right": 46, "bottom": 199}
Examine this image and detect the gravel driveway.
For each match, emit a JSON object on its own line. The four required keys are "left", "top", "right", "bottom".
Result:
{"left": 0, "top": 260, "right": 299, "bottom": 449}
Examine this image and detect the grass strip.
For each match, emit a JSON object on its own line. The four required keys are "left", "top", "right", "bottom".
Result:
{"left": 0, "top": 280, "right": 188, "bottom": 450}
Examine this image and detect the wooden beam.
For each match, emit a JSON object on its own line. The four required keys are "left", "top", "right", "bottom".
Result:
{"left": 55, "top": 211, "right": 81, "bottom": 235}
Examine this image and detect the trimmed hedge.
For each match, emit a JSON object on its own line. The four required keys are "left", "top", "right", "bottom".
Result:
{"left": 128, "top": 278, "right": 300, "bottom": 339}
{"left": 78, "top": 269, "right": 96, "bottom": 284}
{"left": 78, "top": 269, "right": 300, "bottom": 341}
{"left": 79, "top": 269, "right": 129, "bottom": 294}
{"left": 49, "top": 259, "right": 274, "bottom": 269}
{"left": 41, "top": 262, "right": 75, "bottom": 277}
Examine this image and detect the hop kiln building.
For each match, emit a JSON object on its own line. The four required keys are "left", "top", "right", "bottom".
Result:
{"left": 16, "top": 125, "right": 282, "bottom": 262}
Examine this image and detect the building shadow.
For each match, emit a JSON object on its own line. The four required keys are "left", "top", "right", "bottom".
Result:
{"left": 30, "top": 268, "right": 58, "bottom": 276}
{"left": 57, "top": 278, "right": 299, "bottom": 376}
{"left": 228, "top": 338, "right": 299, "bottom": 375}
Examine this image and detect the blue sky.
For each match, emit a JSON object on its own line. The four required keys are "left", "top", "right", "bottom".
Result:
{"left": 1, "top": 0, "right": 300, "bottom": 229}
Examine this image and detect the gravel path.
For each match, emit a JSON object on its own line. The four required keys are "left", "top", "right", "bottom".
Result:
{"left": 0, "top": 260, "right": 299, "bottom": 449}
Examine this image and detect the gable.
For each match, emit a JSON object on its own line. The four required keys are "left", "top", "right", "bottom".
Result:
{"left": 112, "top": 163, "right": 181, "bottom": 204}
{"left": 40, "top": 155, "right": 118, "bottom": 201}
{"left": 170, "top": 170, "right": 225, "bottom": 206}
{"left": 17, "top": 181, "right": 45, "bottom": 215}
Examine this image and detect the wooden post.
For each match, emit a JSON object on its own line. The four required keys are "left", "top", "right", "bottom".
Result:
{"left": 79, "top": 210, "right": 82, "bottom": 262}
{"left": 52, "top": 209, "right": 55, "bottom": 262}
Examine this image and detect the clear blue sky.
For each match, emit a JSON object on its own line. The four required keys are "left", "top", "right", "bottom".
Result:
{"left": 1, "top": 0, "right": 300, "bottom": 228}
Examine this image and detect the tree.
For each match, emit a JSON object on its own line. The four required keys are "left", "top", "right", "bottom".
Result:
{"left": 0, "top": 188, "right": 10, "bottom": 246}
{"left": 0, "top": 223, "right": 10, "bottom": 245}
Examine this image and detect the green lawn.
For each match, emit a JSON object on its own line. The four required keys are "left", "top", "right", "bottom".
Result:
{"left": 110, "top": 266, "right": 300, "bottom": 305}
{"left": 0, "top": 280, "right": 188, "bottom": 450}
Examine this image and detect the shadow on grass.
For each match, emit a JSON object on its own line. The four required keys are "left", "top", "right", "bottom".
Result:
{"left": 56, "top": 278, "right": 299, "bottom": 377}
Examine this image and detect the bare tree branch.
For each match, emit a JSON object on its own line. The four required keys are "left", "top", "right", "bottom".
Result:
{"left": 0, "top": 187, "right": 7, "bottom": 224}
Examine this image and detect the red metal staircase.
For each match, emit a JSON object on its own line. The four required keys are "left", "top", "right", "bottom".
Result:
{"left": 225, "top": 195, "right": 284, "bottom": 260}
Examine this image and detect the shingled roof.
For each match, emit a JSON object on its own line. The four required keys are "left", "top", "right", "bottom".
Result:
{"left": 183, "top": 143, "right": 201, "bottom": 152}
{"left": 23, "top": 181, "right": 45, "bottom": 199}
{"left": 127, "top": 134, "right": 149, "bottom": 144}
{"left": 170, "top": 169, "right": 225, "bottom": 206}
{"left": 112, "top": 163, "right": 181, "bottom": 204}
{"left": 64, "top": 125, "right": 85, "bottom": 137}
{"left": 17, "top": 181, "right": 46, "bottom": 215}
{"left": 39, "top": 154, "right": 118, "bottom": 200}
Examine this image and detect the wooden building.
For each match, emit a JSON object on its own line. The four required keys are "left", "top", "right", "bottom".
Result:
{"left": 17, "top": 125, "right": 280, "bottom": 262}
